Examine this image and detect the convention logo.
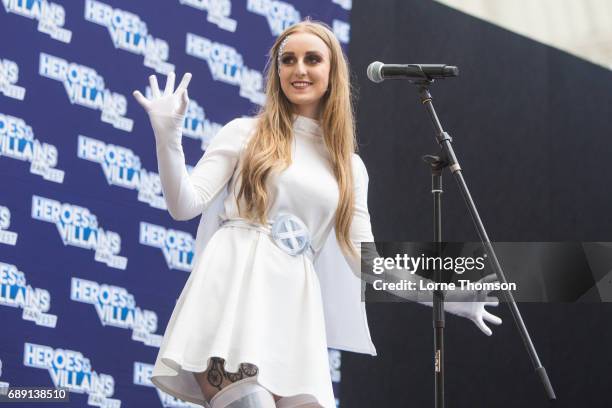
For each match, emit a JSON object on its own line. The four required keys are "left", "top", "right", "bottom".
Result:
{"left": 328, "top": 349, "right": 341, "bottom": 407}
{"left": 179, "top": 0, "right": 237, "bottom": 32}
{"left": 0, "top": 358, "right": 9, "bottom": 395}
{"left": 23, "top": 343, "right": 120, "bottom": 407}
{"left": 332, "top": 19, "right": 350, "bottom": 44}
{"left": 133, "top": 362, "right": 201, "bottom": 407}
{"left": 70, "top": 277, "right": 163, "bottom": 347}
{"left": 0, "top": 206, "right": 18, "bottom": 246}
{"left": 0, "top": 112, "right": 65, "bottom": 184}
{"left": 77, "top": 135, "right": 166, "bottom": 210}
{"left": 0, "top": 261, "right": 58, "bottom": 328}
{"left": 31, "top": 195, "right": 128, "bottom": 270}
{"left": 246, "top": 0, "right": 300, "bottom": 35}
{"left": 2, "top": 0, "right": 72, "bottom": 43}
{"left": 328, "top": 349, "right": 341, "bottom": 383}
{"left": 139, "top": 222, "right": 195, "bottom": 272}
{"left": 185, "top": 33, "right": 265, "bottom": 105}
{"left": 84, "top": 0, "right": 175, "bottom": 75}
{"left": 332, "top": 0, "right": 352, "bottom": 10}
{"left": 144, "top": 87, "right": 222, "bottom": 150}
{"left": 38, "top": 53, "right": 134, "bottom": 132}
{"left": 0, "top": 58, "right": 26, "bottom": 100}
{"left": 182, "top": 97, "right": 222, "bottom": 149}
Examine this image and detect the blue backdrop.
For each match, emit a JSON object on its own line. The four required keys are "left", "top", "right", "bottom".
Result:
{"left": 0, "top": 1, "right": 351, "bottom": 406}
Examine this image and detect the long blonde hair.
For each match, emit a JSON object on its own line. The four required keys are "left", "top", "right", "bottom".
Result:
{"left": 236, "top": 20, "right": 359, "bottom": 257}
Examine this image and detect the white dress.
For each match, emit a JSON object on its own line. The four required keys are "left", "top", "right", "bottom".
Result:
{"left": 150, "top": 115, "right": 377, "bottom": 408}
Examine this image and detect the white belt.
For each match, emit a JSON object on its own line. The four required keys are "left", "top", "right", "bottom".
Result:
{"left": 219, "top": 214, "right": 315, "bottom": 261}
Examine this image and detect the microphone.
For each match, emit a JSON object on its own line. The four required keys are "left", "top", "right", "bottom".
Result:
{"left": 367, "top": 61, "right": 459, "bottom": 83}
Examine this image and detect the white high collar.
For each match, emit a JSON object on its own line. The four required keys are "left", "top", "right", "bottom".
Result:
{"left": 293, "top": 114, "right": 323, "bottom": 138}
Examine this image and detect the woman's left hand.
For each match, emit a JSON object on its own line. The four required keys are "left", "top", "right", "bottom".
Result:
{"left": 444, "top": 274, "right": 502, "bottom": 336}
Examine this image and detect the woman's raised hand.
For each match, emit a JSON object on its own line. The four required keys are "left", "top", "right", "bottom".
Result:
{"left": 133, "top": 72, "right": 192, "bottom": 142}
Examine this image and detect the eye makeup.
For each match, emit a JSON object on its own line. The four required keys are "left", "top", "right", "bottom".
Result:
{"left": 280, "top": 51, "right": 324, "bottom": 65}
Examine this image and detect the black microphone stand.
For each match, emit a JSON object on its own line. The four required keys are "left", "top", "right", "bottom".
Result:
{"left": 406, "top": 76, "right": 556, "bottom": 407}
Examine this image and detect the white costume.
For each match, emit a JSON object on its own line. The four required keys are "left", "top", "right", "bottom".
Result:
{"left": 150, "top": 115, "right": 377, "bottom": 408}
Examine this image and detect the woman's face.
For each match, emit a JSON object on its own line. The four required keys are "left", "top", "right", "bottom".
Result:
{"left": 278, "top": 32, "right": 331, "bottom": 119}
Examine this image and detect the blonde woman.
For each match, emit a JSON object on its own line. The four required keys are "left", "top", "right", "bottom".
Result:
{"left": 133, "top": 20, "right": 501, "bottom": 408}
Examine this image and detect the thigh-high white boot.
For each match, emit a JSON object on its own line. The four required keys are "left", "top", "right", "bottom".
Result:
{"left": 209, "top": 379, "right": 276, "bottom": 408}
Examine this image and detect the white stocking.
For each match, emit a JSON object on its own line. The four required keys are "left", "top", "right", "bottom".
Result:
{"left": 209, "top": 379, "right": 276, "bottom": 408}
{"left": 275, "top": 395, "right": 321, "bottom": 408}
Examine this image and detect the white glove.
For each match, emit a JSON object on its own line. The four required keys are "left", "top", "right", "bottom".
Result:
{"left": 133, "top": 72, "right": 199, "bottom": 220}
{"left": 442, "top": 273, "right": 502, "bottom": 336}
{"left": 132, "top": 72, "right": 192, "bottom": 147}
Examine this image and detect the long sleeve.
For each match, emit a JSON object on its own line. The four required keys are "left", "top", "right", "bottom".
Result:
{"left": 155, "top": 117, "right": 251, "bottom": 221}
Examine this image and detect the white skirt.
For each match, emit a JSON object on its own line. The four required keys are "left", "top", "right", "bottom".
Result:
{"left": 151, "top": 225, "right": 336, "bottom": 407}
